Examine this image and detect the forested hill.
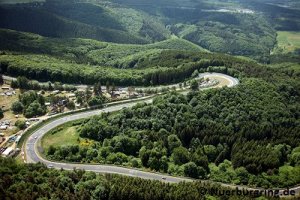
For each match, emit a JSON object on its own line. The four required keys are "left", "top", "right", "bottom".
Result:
{"left": 0, "top": 0, "right": 171, "bottom": 44}
{"left": 0, "top": 28, "right": 205, "bottom": 67}
{"left": 0, "top": 0, "right": 280, "bottom": 61}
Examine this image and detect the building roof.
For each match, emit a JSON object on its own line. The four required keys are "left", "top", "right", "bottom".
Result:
{"left": 15, "top": 135, "right": 22, "bottom": 143}
{"left": 2, "top": 147, "right": 13, "bottom": 157}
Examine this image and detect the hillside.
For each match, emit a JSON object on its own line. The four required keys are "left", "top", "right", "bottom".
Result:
{"left": 0, "top": 0, "right": 283, "bottom": 62}
{"left": 0, "top": 29, "right": 205, "bottom": 67}
{"left": 0, "top": 29, "right": 214, "bottom": 86}
{"left": 0, "top": 1, "right": 170, "bottom": 44}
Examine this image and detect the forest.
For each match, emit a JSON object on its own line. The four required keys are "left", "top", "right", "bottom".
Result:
{"left": 0, "top": 47, "right": 244, "bottom": 86}
{"left": 0, "top": 157, "right": 279, "bottom": 200}
{"left": 45, "top": 59, "right": 300, "bottom": 188}
{"left": 0, "top": 0, "right": 285, "bottom": 61}
{"left": 0, "top": 28, "right": 279, "bottom": 86}
{"left": 0, "top": 28, "right": 204, "bottom": 67}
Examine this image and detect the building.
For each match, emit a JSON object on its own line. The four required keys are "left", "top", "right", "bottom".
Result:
{"left": 67, "top": 93, "right": 76, "bottom": 98}
{"left": 2, "top": 147, "right": 13, "bottom": 157}
{"left": 0, "top": 125, "right": 7, "bottom": 130}
{"left": 15, "top": 135, "right": 22, "bottom": 143}
{"left": 52, "top": 90, "right": 60, "bottom": 95}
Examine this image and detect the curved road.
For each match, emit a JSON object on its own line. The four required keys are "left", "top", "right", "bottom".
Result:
{"left": 198, "top": 72, "right": 239, "bottom": 87}
{"left": 24, "top": 73, "right": 299, "bottom": 197}
{"left": 4, "top": 72, "right": 239, "bottom": 91}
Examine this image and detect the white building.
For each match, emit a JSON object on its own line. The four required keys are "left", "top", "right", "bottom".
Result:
{"left": 15, "top": 135, "right": 22, "bottom": 143}
{"left": 0, "top": 125, "right": 7, "bottom": 130}
{"left": 2, "top": 147, "right": 13, "bottom": 157}
{"left": 67, "top": 93, "right": 76, "bottom": 98}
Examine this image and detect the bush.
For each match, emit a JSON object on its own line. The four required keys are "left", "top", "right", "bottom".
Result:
{"left": 66, "top": 100, "right": 75, "bottom": 110}
{"left": 0, "top": 108, "right": 3, "bottom": 119}
{"left": 11, "top": 101, "right": 24, "bottom": 114}
{"left": 15, "top": 120, "right": 26, "bottom": 130}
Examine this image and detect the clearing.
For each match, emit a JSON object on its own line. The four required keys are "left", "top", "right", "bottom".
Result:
{"left": 274, "top": 31, "right": 300, "bottom": 54}
{"left": 41, "top": 126, "right": 80, "bottom": 152}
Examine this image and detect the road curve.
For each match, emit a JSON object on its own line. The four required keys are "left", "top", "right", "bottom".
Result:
{"left": 4, "top": 72, "right": 239, "bottom": 91}
{"left": 24, "top": 73, "right": 300, "bottom": 197}
{"left": 26, "top": 99, "right": 190, "bottom": 183}
{"left": 198, "top": 72, "right": 239, "bottom": 87}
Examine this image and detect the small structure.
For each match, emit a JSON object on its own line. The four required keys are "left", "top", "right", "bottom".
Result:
{"left": 2, "top": 147, "right": 13, "bottom": 157}
{"left": 52, "top": 90, "right": 60, "bottom": 95}
{"left": 15, "top": 135, "right": 22, "bottom": 143}
{"left": 0, "top": 125, "right": 7, "bottom": 130}
{"left": 45, "top": 102, "right": 51, "bottom": 106}
{"left": 27, "top": 118, "right": 39, "bottom": 122}
{"left": 1, "top": 86, "right": 10, "bottom": 90}
{"left": 3, "top": 120, "right": 10, "bottom": 125}
{"left": 5, "top": 92, "right": 12, "bottom": 96}
{"left": 67, "top": 93, "right": 76, "bottom": 98}
{"left": 58, "top": 100, "right": 67, "bottom": 106}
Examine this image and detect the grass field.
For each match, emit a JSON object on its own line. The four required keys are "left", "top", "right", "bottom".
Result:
{"left": 274, "top": 31, "right": 300, "bottom": 54}
{"left": 41, "top": 125, "right": 80, "bottom": 152}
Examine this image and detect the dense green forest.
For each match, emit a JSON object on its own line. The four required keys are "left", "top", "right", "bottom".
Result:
{"left": 0, "top": 29, "right": 204, "bottom": 67}
{"left": 0, "top": 0, "right": 287, "bottom": 61}
{"left": 0, "top": 0, "right": 170, "bottom": 44}
{"left": 240, "top": 0, "right": 300, "bottom": 31}
{"left": 46, "top": 59, "right": 300, "bottom": 188}
{"left": 0, "top": 157, "right": 280, "bottom": 200}
{"left": 0, "top": 29, "right": 254, "bottom": 86}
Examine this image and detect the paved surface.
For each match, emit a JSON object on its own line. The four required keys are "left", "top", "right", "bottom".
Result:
{"left": 199, "top": 72, "right": 239, "bottom": 87}
{"left": 23, "top": 73, "right": 299, "bottom": 197}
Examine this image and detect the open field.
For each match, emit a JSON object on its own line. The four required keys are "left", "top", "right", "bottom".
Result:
{"left": 274, "top": 31, "right": 300, "bottom": 54}
{"left": 41, "top": 125, "right": 80, "bottom": 152}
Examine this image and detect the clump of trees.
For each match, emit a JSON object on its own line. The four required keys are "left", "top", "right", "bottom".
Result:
{"left": 11, "top": 91, "right": 46, "bottom": 118}
{"left": 74, "top": 84, "right": 107, "bottom": 108}
{"left": 0, "top": 108, "right": 3, "bottom": 119}
{"left": 10, "top": 76, "right": 77, "bottom": 91}
{"left": 15, "top": 120, "right": 26, "bottom": 129}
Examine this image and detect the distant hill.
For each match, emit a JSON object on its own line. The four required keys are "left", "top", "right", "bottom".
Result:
{"left": 0, "top": 1, "right": 171, "bottom": 44}
{"left": 0, "top": 29, "right": 205, "bottom": 67}
{"left": 1, "top": 0, "right": 299, "bottom": 62}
